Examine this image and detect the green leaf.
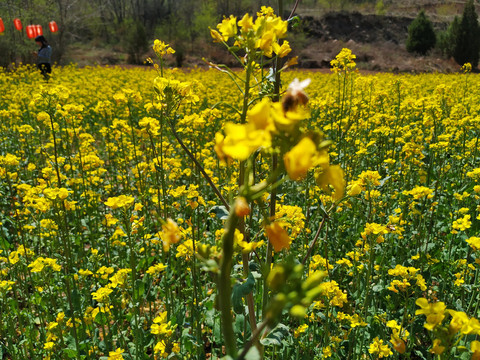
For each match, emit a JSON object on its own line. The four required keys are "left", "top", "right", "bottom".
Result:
{"left": 95, "top": 311, "right": 108, "bottom": 326}
{"left": 62, "top": 349, "right": 78, "bottom": 359}
{"left": 458, "top": 351, "right": 471, "bottom": 360}
{"left": 413, "top": 350, "right": 428, "bottom": 360}
{"left": 260, "top": 323, "right": 290, "bottom": 346}
{"left": 243, "top": 346, "right": 260, "bottom": 360}
{"left": 0, "top": 235, "right": 11, "bottom": 250}
{"left": 235, "top": 314, "right": 245, "bottom": 335}
{"left": 232, "top": 273, "right": 255, "bottom": 314}
{"left": 63, "top": 336, "right": 78, "bottom": 359}
{"left": 71, "top": 288, "right": 81, "bottom": 312}
{"left": 135, "top": 279, "right": 145, "bottom": 297}
{"left": 248, "top": 262, "right": 261, "bottom": 273}
{"left": 214, "top": 320, "right": 222, "bottom": 343}
{"left": 98, "top": 340, "right": 106, "bottom": 352}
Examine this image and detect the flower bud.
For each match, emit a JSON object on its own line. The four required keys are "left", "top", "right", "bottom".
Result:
{"left": 234, "top": 197, "right": 250, "bottom": 217}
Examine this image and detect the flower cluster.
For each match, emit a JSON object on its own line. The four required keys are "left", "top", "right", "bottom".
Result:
{"left": 214, "top": 79, "right": 344, "bottom": 202}
{"left": 211, "top": 6, "right": 291, "bottom": 58}
{"left": 416, "top": 298, "right": 480, "bottom": 355}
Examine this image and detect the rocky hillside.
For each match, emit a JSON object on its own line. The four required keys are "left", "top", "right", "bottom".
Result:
{"left": 291, "top": 11, "right": 459, "bottom": 73}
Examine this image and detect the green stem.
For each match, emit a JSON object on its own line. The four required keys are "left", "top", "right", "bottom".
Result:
{"left": 262, "top": 41, "right": 280, "bottom": 317}
{"left": 262, "top": 154, "right": 277, "bottom": 319}
{"left": 466, "top": 268, "right": 479, "bottom": 313}
{"left": 160, "top": 112, "right": 168, "bottom": 219}
{"left": 125, "top": 217, "right": 141, "bottom": 359}
{"left": 362, "top": 239, "right": 376, "bottom": 319}
{"left": 48, "top": 110, "right": 82, "bottom": 360}
{"left": 218, "top": 209, "right": 240, "bottom": 357}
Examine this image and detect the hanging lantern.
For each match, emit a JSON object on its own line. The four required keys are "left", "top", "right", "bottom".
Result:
{"left": 13, "top": 18, "right": 22, "bottom": 31}
{"left": 0, "top": 18, "right": 4, "bottom": 34}
{"left": 34, "top": 24, "right": 43, "bottom": 37}
{"left": 26, "top": 25, "right": 35, "bottom": 39}
{"left": 49, "top": 21, "right": 58, "bottom": 33}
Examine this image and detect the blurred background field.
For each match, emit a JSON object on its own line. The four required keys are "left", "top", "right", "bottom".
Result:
{"left": 0, "top": 0, "right": 478, "bottom": 72}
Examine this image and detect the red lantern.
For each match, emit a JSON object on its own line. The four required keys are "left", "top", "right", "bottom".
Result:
{"left": 34, "top": 24, "right": 43, "bottom": 36}
{"left": 0, "top": 18, "right": 4, "bottom": 34}
{"left": 13, "top": 18, "right": 22, "bottom": 31}
{"left": 26, "top": 25, "right": 35, "bottom": 39}
{"left": 49, "top": 21, "right": 58, "bottom": 33}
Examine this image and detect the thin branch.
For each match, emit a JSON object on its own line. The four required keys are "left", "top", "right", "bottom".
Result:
{"left": 168, "top": 120, "right": 230, "bottom": 211}
{"left": 287, "top": 0, "right": 301, "bottom": 20}
{"left": 236, "top": 319, "right": 270, "bottom": 360}
{"left": 302, "top": 213, "right": 329, "bottom": 266}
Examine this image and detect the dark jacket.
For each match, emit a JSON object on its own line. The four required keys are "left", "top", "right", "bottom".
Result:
{"left": 37, "top": 45, "right": 52, "bottom": 64}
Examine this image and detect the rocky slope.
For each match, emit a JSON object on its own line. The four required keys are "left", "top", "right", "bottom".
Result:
{"left": 292, "top": 11, "right": 460, "bottom": 73}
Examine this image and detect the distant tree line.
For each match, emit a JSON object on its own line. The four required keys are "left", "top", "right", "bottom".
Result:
{"left": 407, "top": 0, "right": 480, "bottom": 69}
{"left": 0, "top": 0, "right": 298, "bottom": 67}
{"left": 2, "top": 0, "right": 480, "bottom": 68}
{"left": 0, "top": 0, "right": 420, "bottom": 68}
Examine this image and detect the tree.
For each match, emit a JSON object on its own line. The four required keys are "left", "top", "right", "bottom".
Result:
{"left": 454, "top": 0, "right": 480, "bottom": 68}
{"left": 125, "top": 20, "right": 148, "bottom": 64}
{"left": 437, "top": 16, "right": 460, "bottom": 58}
{"left": 406, "top": 10, "right": 436, "bottom": 55}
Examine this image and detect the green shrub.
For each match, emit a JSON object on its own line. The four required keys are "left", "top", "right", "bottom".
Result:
{"left": 437, "top": 16, "right": 460, "bottom": 58}
{"left": 124, "top": 20, "right": 149, "bottom": 65}
{"left": 406, "top": 10, "right": 436, "bottom": 55}
{"left": 375, "top": 0, "right": 386, "bottom": 16}
{"left": 453, "top": 0, "right": 480, "bottom": 68}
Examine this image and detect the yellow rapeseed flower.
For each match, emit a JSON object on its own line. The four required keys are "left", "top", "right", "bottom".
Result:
{"left": 316, "top": 164, "right": 345, "bottom": 201}
{"left": 217, "top": 15, "right": 237, "bottom": 41}
{"left": 284, "top": 137, "right": 318, "bottom": 181}
{"left": 107, "top": 348, "right": 124, "bottom": 360}
{"left": 368, "top": 337, "right": 392, "bottom": 358}
{"left": 104, "top": 195, "right": 135, "bottom": 210}
{"left": 265, "top": 222, "right": 291, "bottom": 252}
{"left": 153, "top": 40, "right": 175, "bottom": 58}
{"left": 430, "top": 339, "right": 445, "bottom": 355}
{"left": 218, "top": 123, "right": 271, "bottom": 161}
{"left": 160, "top": 218, "right": 182, "bottom": 250}
{"left": 146, "top": 263, "right": 167, "bottom": 276}
{"left": 415, "top": 298, "right": 446, "bottom": 331}
{"left": 472, "top": 340, "right": 480, "bottom": 360}
{"left": 452, "top": 214, "right": 472, "bottom": 233}
{"left": 91, "top": 287, "right": 113, "bottom": 303}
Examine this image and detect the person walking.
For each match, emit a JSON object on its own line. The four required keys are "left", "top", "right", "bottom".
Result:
{"left": 34, "top": 35, "right": 52, "bottom": 81}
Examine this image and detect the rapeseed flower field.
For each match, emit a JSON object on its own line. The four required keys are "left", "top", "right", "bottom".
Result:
{"left": 1, "top": 7, "right": 480, "bottom": 360}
